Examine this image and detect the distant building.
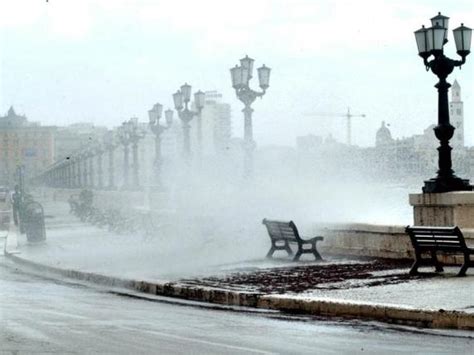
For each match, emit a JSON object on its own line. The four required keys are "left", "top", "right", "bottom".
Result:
{"left": 294, "top": 80, "right": 470, "bottom": 182}
{"left": 450, "top": 79, "right": 464, "bottom": 148}
{"left": 190, "top": 91, "right": 232, "bottom": 157}
{"left": 0, "top": 107, "right": 55, "bottom": 185}
{"left": 296, "top": 134, "right": 323, "bottom": 152}
{"left": 375, "top": 121, "right": 393, "bottom": 147}
{"left": 54, "top": 122, "right": 108, "bottom": 160}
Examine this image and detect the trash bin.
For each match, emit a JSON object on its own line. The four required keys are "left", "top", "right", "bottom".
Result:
{"left": 23, "top": 201, "right": 46, "bottom": 243}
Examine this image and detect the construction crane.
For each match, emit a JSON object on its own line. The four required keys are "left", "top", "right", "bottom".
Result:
{"left": 305, "top": 107, "right": 366, "bottom": 145}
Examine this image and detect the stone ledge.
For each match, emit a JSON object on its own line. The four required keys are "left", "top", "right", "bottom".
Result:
{"left": 317, "top": 223, "right": 407, "bottom": 235}
{"left": 260, "top": 295, "right": 474, "bottom": 330}
{"left": 315, "top": 223, "right": 474, "bottom": 261}
{"left": 409, "top": 191, "right": 474, "bottom": 206}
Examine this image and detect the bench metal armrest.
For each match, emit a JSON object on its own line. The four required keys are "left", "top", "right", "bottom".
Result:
{"left": 302, "top": 236, "right": 324, "bottom": 242}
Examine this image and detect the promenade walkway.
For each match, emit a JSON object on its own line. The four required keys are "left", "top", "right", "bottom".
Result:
{"left": 3, "top": 196, "right": 473, "bottom": 330}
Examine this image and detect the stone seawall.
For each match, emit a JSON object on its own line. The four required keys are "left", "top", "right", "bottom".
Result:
{"left": 317, "top": 224, "right": 410, "bottom": 259}
{"left": 316, "top": 222, "right": 474, "bottom": 264}
{"left": 37, "top": 188, "right": 474, "bottom": 264}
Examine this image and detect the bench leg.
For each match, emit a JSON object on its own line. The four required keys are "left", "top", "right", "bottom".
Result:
{"left": 312, "top": 243, "right": 322, "bottom": 261}
{"left": 293, "top": 249, "right": 303, "bottom": 261}
{"left": 431, "top": 250, "right": 444, "bottom": 272}
{"left": 458, "top": 254, "right": 470, "bottom": 277}
{"left": 409, "top": 259, "right": 420, "bottom": 276}
{"left": 266, "top": 246, "right": 276, "bottom": 259}
{"left": 458, "top": 263, "right": 468, "bottom": 277}
{"left": 409, "top": 250, "right": 424, "bottom": 276}
{"left": 284, "top": 243, "right": 293, "bottom": 256}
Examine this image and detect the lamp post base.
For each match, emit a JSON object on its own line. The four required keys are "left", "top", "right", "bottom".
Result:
{"left": 422, "top": 176, "right": 473, "bottom": 193}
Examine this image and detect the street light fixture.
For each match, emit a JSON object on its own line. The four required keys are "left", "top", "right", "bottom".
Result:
{"left": 194, "top": 90, "right": 205, "bottom": 157}
{"left": 414, "top": 12, "right": 472, "bottom": 193}
{"left": 230, "top": 55, "right": 271, "bottom": 178}
{"left": 93, "top": 140, "right": 105, "bottom": 189}
{"left": 86, "top": 146, "right": 95, "bottom": 189}
{"left": 173, "top": 83, "right": 202, "bottom": 162}
{"left": 117, "top": 121, "right": 132, "bottom": 189}
{"left": 103, "top": 130, "right": 116, "bottom": 190}
{"left": 149, "top": 103, "right": 173, "bottom": 185}
{"left": 78, "top": 144, "right": 90, "bottom": 188}
{"left": 127, "top": 118, "right": 145, "bottom": 189}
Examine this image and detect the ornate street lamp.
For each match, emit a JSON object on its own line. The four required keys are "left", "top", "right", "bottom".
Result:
{"left": 103, "top": 130, "right": 116, "bottom": 190}
{"left": 87, "top": 147, "right": 94, "bottom": 188}
{"left": 72, "top": 154, "right": 80, "bottom": 188}
{"left": 76, "top": 152, "right": 83, "bottom": 188}
{"left": 149, "top": 103, "right": 173, "bottom": 185}
{"left": 69, "top": 155, "right": 77, "bottom": 188}
{"left": 194, "top": 90, "right": 205, "bottom": 157}
{"left": 79, "top": 146, "right": 89, "bottom": 188}
{"left": 173, "top": 83, "right": 202, "bottom": 162}
{"left": 117, "top": 122, "right": 131, "bottom": 189}
{"left": 66, "top": 157, "right": 73, "bottom": 188}
{"left": 93, "top": 140, "right": 105, "bottom": 189}
{"left": 414, "top": 12, "right": 472, "bottom": 193}
{"left": 230, "top": 55, "right": 271, "bottom": 177}
{"left": 120, "top": 117, "right": 145, "bottom": 189}
{"left": 130, "top": 118, "right": 145, "bottom": 189}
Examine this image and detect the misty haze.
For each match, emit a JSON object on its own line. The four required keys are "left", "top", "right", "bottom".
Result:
{"left": 1, "top": 1, "right": 473, "bottom": 354}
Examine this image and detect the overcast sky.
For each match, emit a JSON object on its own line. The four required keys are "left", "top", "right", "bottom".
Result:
{"left": 1, "top": 0, "right": 473, "bottom": 147}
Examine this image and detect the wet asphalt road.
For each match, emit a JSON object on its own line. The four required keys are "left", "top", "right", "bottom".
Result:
{"left": 0, "top": 261, "right": 473, "bottom": 354}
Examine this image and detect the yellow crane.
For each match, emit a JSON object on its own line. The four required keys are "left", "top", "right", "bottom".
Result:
{"left": 305, "top": 107, "right": 366, "bottom": 145}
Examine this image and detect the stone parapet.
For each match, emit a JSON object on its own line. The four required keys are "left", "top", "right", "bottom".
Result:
{"left": 315, "top": 223, "right": 412, "bottom": 259}
{"left": 409, "top": 191, "right": 474, "bottom": 228}
{"left": 314, "top": 222, "right": 474, "bottom": 264}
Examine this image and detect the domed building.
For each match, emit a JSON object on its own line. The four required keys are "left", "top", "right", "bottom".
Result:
{"left": 375, "top": 121, "right": 393, "bottom": 147}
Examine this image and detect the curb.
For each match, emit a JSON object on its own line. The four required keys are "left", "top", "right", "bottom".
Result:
{"left": 5, "top": 251, "right": 474, "bottom": 331}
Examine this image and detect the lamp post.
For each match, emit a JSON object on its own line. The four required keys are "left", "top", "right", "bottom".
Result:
{"left": 66, "top": 158, "right": 73, "bottom": 188}
{"left": 81, "top": 149, "right": 89, "bottom": 188}
{"left": 194, "top": 91, "right": 205, "bottom": 158}
{"left": 149, "top": 103, "right": 173, "bottom": 185}
{"left": 103, "top": 130, "right": 116, "bottom": 190}
{"left": 129, "top": 118, "right": 145, "bottom": 189}
{"left": 94, "top": 141, "right": 105, "bottom": 190}
{"left": 73, "top": 155, "right": 80, "bottom": 188}
{"left": 70, "top": 156, "right": 77, "bottom": 188}
{"left": 117, "top": 122, "right": 131, "bottom": 189}
{"left": 77, "top": 153, "right": 83, "bottom": 188}
{"left": 119, "top": 118, "right": 145, "bottom": 189}
{"left": 87, "top": 148, "right": 94, "bottom": 188}
{"left": 415, "top": 12, "right": 472, "bottom": 193}
{"left": 173, "top": 83, "right": 203, "bottom": 163}
{"left": 230, "top": 55, "right": 271, "bottom": 178}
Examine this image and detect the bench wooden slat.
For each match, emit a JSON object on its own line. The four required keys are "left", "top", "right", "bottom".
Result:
{"left": 412, "top": 235, "right": 459, "bottom": 239}
{"left": 411, "top": 230, "right": 458, "bottom": 234}
{"left": 417, "top": 246, "right": 463, "bottom": 250}
{"left": 415, "top": 240, "right": 461, "bottom": 244}
{"left": 408, "top": 226, "right": 459, "bottom": 233}
{"left": 414, "top": 236, "right": 459, "bottom": 239}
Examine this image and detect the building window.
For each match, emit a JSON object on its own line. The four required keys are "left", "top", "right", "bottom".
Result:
{"left": 457, "top": 109, "right": 462, "bottom": 115}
